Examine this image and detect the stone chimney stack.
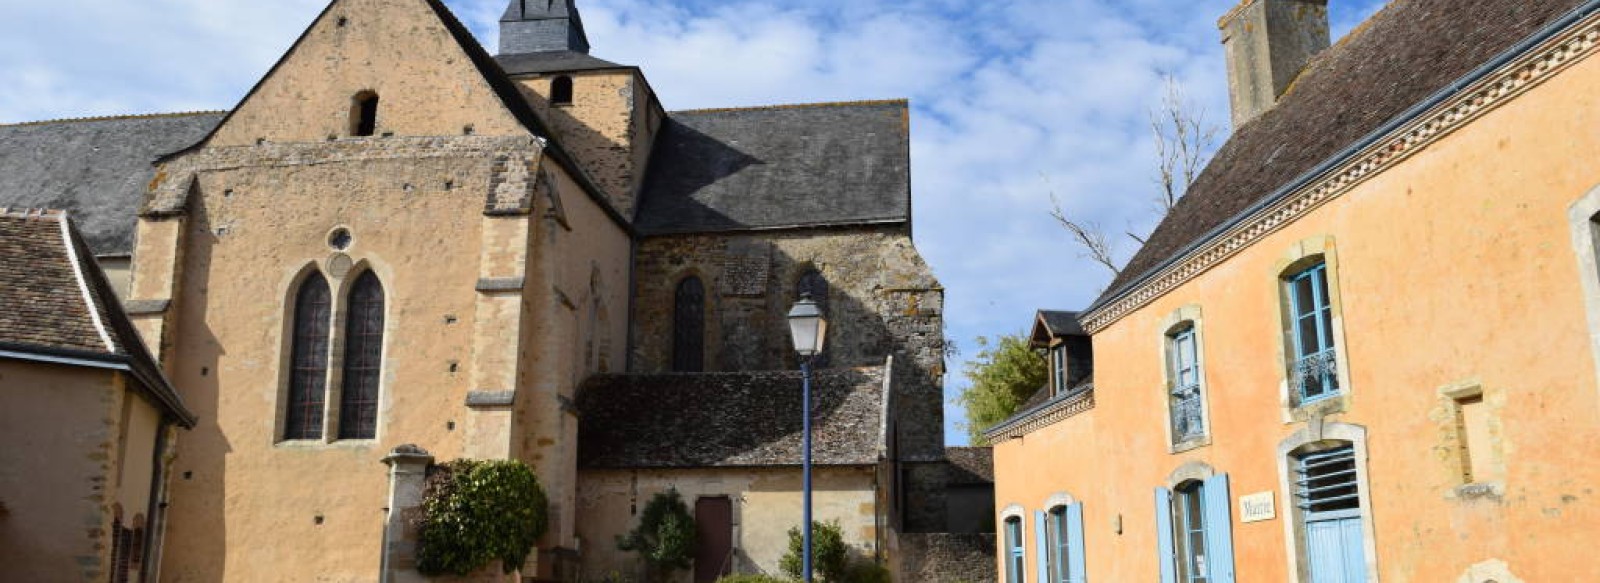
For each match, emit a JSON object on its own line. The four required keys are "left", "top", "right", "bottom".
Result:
{"left": 1218, "top": 0, "right": 1330, "bottom": 127}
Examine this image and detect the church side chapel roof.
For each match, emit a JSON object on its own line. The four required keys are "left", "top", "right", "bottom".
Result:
{"left": 1098, "top": 0, "right": 1589, "bottom": 304}
{"left": 635, "top": 100, "right": 913, "bottom": 235}
{"left": 0, "top": 210, "right": 197, "bottom": 428}
{"left": 575, "top": 367, "right": 888, "bottom": 469}
{"left": 0, "top": 113, "right": 226, "bottom": 256}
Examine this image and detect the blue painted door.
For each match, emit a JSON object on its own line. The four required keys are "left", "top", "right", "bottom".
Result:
{"left": 1306, "top": 517, "right": 1364, "bottom": 583}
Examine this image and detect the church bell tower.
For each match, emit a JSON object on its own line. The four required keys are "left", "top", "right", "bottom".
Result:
{"left": 500, "top": 0, "right": 591, "bottom": 55}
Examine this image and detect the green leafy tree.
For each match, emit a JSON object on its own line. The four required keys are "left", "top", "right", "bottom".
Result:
{"left": 957, "top": 332, "right": 1049, "bottom": 444}
{"left": 779, "top": 520, "right": 849, "bottom": 582}
{"left": 618, "top": 488, "right": 697, "bottom": 582}
{"left": 416, "top": 459, "right": 549, "bottom": 576}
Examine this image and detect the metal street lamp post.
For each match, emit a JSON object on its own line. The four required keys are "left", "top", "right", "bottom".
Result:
{"left": 786, "top": 294, "right": 828, "bottom": 583}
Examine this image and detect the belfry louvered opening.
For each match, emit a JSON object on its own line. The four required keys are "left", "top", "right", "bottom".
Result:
{"left": 1295, "top": 445, "right": 1360, "bottom": 519}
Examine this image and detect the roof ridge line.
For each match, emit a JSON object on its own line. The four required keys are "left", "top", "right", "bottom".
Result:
{"left": 671, "top": 98, "right": 909, "bottom": 115}
{"left": 0, "top": 110, "right": 227, "bottom": 128}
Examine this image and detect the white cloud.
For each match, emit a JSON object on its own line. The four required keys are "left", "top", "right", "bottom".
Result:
{"left": 0, "top": 0, "right": 1391, "bottom": 444}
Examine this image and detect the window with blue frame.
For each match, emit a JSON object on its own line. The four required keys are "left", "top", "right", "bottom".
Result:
{"left": 1173, "top": 482, "right": 1209, "bottom": 583}
{"left": 1157, "top": 475, "right": 1236, "bottom": 583}
{"left": 1168, "top": 325, "right": 1203, "bottom": 442}
{"left": 1040, "top": 504, "right": 1087, "bottom": 583}
{"left": 1052, "top": 345, "right": 1068, "bottom": 394}
{"left": 1285, "top": 261, "right": 1339, "bottom": 403}
{"left": 1005, "top": 516, "right": 1026, "bottom": 583}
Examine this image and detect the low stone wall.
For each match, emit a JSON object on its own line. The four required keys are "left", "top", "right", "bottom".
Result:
{"left": 897, "top": 533, "right": 997, "bottom": 583}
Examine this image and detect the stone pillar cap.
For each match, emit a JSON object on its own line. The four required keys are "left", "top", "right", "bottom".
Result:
{"left": 382, "top": 444, "right": 435, "bottom": 466}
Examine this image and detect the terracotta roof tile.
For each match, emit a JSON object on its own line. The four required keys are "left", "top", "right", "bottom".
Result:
{"left": 0, "top": 210, "right": 196, "bottom": 427}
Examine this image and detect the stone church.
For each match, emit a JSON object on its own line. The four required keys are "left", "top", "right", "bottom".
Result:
{"left": 0, "top": 0, "right": 981, "bottom": 581}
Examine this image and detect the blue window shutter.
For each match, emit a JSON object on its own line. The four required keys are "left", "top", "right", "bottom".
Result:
{"left": 1067, "top": 503, "right": 1087, "bottom": 583}
{"left": 1154, "top": 488, "right": 1176, "bottom": 583}
{"left": 1203, "top": 474, "right": 1237, "bottom": 583}
{"left": 1035, "top": 511, "right": 1049, "bottom": 583}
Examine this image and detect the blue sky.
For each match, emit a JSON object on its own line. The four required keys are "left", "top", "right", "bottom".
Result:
{"left": 0, "top": 0, "right": 1386, "bottom": 445}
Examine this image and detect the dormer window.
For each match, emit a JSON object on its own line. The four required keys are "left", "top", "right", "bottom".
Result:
{"left": 351, "top": 91, "right": 379, "bottom": 137}
{"left": 550, "top": 76, "right": 574, "bottom": 106}
{"left": 1051, "top": 345, "right": 1068, "bottom": 394}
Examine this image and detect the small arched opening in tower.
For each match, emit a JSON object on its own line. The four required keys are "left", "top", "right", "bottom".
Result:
{"left": 551, "top": 76, "right": 574, "bottom": 106}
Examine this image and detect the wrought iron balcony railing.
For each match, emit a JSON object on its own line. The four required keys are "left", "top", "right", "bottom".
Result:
{"left": 1294, "top": 347, "right": 1340, "bottom": 403}
{"left": 1170, "top": 384, "right": 1204, "bottom": 442}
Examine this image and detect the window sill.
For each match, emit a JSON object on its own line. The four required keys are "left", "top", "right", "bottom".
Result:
{"left": 1170, "top": 436, "right": 1212, "bottom": 454}
{"left": 273, "top": 439, "right": 380, "bottom": 451}
{"left": 1285, "top": 392, "right": 1348, "bottom": 423}
{"left": 1448, "top": 481, "right": 1505, "bottom": 502}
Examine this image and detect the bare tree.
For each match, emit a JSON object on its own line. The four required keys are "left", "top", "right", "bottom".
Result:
{"left": 1050, "top": 192, "right": 1122, "bottom": 276}
{"left": 1050, "top": 75, "right": 1219, "bottom": 278}
{"left": 1150, "top": 76, "right": 1219, "bottom": 213}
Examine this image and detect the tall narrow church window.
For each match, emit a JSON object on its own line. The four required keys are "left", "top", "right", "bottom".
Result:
{"left": 285, "top": 273, "right": 332, "bottom": 441}
{"left": 352, "top": 92, "right": 379, "bottom": 137}
{"left": 673, "top": 276, "right": 705, "bottom": 372}
{"left": 796, "top": 268, "right": 829, "bottom": 310}
{"left": 551, "top": 76, "right": 574, "bottom": 106}
{"left": 338, "top": 271, "right": 385, "bottom": 440}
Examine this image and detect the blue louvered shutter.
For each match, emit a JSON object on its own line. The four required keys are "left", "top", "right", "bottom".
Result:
{"left": 1202, "top": 474, "right": 1236, "bottom": 583}
{"left": 1154, "top": 488, "right": 1176, "bottom": 583}
{"left": 1067, "top": 503, "right": 1087, "bottom": 583}
{"left": 1035, "top": 511, "right": 1049, "bottom": 583}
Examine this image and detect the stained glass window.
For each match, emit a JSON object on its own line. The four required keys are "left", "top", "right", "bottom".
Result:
{"left": 338, "top": 272, "right": 384, "bottom": 440}
{"left": 285, "top": 273, "right": 331, "bottom": 440}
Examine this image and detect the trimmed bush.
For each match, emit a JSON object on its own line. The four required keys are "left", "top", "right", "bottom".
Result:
{"left": 415, "top": 459, "right": 549, "bottom": 576}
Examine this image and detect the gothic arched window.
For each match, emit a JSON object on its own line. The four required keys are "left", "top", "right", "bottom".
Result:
{"left": 338, "top": 271, "right": 385, "bottom": 440}
{"left": 551, "top": 76, "right": 574, "bottom": 106}
{"left": 285, "top": 273, "right": 331, "bottom": 440}
{"left": 673, "top": 276, "right": 705, "bottom": 372}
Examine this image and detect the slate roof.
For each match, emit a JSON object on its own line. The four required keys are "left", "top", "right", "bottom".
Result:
{"left": 0, "top": 210, "right": 196, "bottom": 427}
{"left": 944, "top": 447, "right": 994, "bottom": 485}
{"left": 1037, "top": 310, "right": 1084, "bottom": 338}
{"left": 634, "top": 101, "right": 913, "bottom": 235}
{"left": 1100, "top": 0, "right": 1590, "bottom": 302}
{"left": 575, "top": 367, "right": 888, "bottom": 468}
{"left": 495, "top": 50, "right": 627, "bottom": 75}
{"left": 0, "top": 113, "right": 224, "bottom": 255}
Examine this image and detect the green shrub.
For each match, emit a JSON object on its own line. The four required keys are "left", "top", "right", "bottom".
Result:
{"left": 716, "top": 575, "right": 795, "bottom": 583}
{"left": 416, "top": 459, "right": 549, "bottom": 576}
{"left": 779, "top": 520, "right": 849, "bottom": 582}
{"left": 617, "top": 488, "right": 697, "bottom": 581}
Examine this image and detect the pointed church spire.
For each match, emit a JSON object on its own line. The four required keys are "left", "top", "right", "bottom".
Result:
{"left": 499, "top": 0, "right": 591, "bottom": 55}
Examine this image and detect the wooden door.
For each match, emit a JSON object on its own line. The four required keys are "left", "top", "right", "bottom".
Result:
{"left": 694, "top": 497, "right": 733, "bottom": 583}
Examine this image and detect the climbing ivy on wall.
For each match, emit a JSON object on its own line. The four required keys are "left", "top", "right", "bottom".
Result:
{"left": 416, "top": 459, "right": 549, "bottom": 576}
